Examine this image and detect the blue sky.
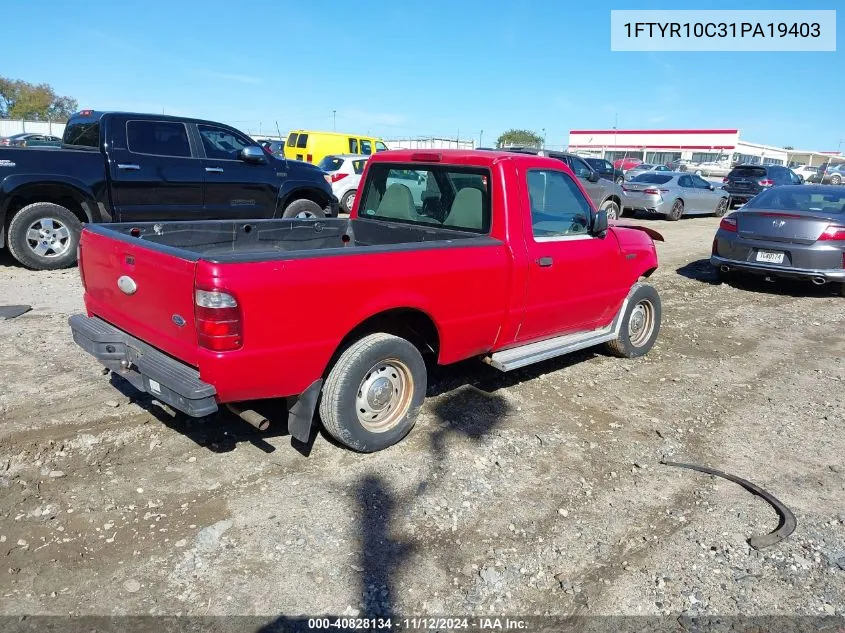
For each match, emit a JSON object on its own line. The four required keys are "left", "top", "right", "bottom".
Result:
{"left": 4, "top": 0, "right": 843, "bottom": 150}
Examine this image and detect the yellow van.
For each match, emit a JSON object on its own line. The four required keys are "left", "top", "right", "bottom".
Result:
{"left": 284, "top": 130, "right": 389, "bottom": 164}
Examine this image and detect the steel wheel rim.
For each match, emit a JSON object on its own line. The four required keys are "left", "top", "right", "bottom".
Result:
{"left": 628, "top": 299, "right": 656, "bottom": 347}
{"left": 355, "top": 358, "right": 413, "bottom": 433}
{"left": 26, "top": 217, "right": 71, "bottom": 258}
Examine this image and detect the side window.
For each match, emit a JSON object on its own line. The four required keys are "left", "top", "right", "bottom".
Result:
{"left": 197, "top": 124, "right": 252, "bottom": 160}
{"left": 567, "top": 156, "right": 593, "bottom": 179}
{"left": 692, "top": 175, "right": 712, "bottom": 189}
{"left": 527, "top": 169, "right": 592, "bottom": 239}
{"left": 789, "top": 170, "right": 801, "bottom": 184}
{"left": 678, "top": 175, "right": 694, "bottom": 188}
{"left": 287, "top": 133, "right": 298, "bottom": 147}
{"left": 352, "top": 160, "right": 366, "bottom": 175}
{"left": 126, "top": 120, "right": 191, "bottom": 158}
{"left": 360, "top": 139, "right": 372, "bottom": 155}
{"left": 375, "top": 141, "right": 388, "bottom": 152}
{"left": 348, "top": 138, "right": 359, "bottom": 153}
{"left": 296, "top": 133, "right": 309, "bottom": 149}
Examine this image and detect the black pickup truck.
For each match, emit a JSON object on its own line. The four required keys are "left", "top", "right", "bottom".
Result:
{"left": 0, "top": 110, "right": 338, "bottom": 270}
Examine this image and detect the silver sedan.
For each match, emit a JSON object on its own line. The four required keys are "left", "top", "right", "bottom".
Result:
{"left": 621, "top": 172, "right": 729, "bottom": 220}
{"left": 711, "top": 185, "right": 845, "bottom": 294}
{"left": 623, "top": 163, "right": 672, "bottom": 181}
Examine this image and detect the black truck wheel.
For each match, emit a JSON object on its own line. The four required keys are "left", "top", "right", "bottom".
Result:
{"left": 319, "top": 333, "right": 426, "bottom": 452}
{"left": 7, "top": 202, "right": 82, "bottom": 270}
{"left": 605, "top": 284, "right": 662, "bottom": 358}
{"left": 283, "top": 199, "right": 325, "bottom": 219}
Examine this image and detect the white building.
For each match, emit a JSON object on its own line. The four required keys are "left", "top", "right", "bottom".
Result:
{"left": 386, "top": 137, "right": 474, "bottom": 151}
{"left": 567, "top": 128, "right": 789, "bottom": 167}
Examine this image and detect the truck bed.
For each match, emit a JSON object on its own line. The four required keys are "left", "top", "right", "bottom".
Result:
{"left": 86, "top": 218, "right": 498, "bottom": 262}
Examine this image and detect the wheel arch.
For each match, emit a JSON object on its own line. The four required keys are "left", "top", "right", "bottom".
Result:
{"left": 278, "top": 186, "right": 333, "bottom": 215}
{"left": 2, "top": 179, "right": 97, "bottom": 246}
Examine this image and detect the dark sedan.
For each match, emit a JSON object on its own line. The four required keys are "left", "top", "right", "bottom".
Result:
{"left": 711, "top": 185, "right": 845, "bottom": 295}
{"left": 0, "top": 133, "right": 62, "bottom": 147}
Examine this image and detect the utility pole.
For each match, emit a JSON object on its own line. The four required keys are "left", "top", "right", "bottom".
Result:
{"left": 333, "top": 110, "right": 336, "bottom": 131}
{"left": 479, "top": 129, "right": 483, "bottom": 148}
{"left": 541, "top": 128, "right": 546, "bottom": 149}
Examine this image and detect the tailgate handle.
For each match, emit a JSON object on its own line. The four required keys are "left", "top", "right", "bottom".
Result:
{"left": 117, "top": 163, "right": 140, "bottom": 170}
{"left": 536, "top": 256, "right": 554, "bottom": 268}
{"left": 205, "top": 167, "right": 224, "bottom": 173}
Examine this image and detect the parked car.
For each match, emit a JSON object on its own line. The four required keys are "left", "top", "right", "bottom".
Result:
{"left": 502, "top": 148, "right": 622, "bottom": 219}
{"left": 816, "top": 163, "right": 845, "bottom": 185}
{"left": 284, "top": 130, "right": 389, "bottom": 165}
{"left": 613, "top": 157, "right": 643, "bottom": 172}
{"left": 791, "top": 165, "right": 819, "bottom": 183}
{"left": 696, "top": 160, "right": 733, "bottom": 178}
{"left": 666, "top": 159, "right": 694, "bottom": 172}
{"left": 711, "top": 185, "right": 845, "bottom": 295}
{"left": 623, "top": 163, "right": 672, "bottom": 181}
{"left": 318, "top": 154, "right": 369, "bottom": 212}
{"left": 0, "top": 110, "right": 338, "bottom": 270}
{"left": 0, "top": 133, "right": 62, "bottom": 147}
{"left": 68, "top": 149, "right": 663, "bottom": 453}
{"left": 622, "top": 172, "right": 729, "bottom": 220}
{"left": 583, "top": 157, "right": 624, "bottom": 185}
{"left": 722, "top": 164, "right": 802, "bottom": 209}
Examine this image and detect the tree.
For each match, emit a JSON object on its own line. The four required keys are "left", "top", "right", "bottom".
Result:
{"left": 783, "top": 145, "right": 794, "bottom": 150}
{"left": 0, "top": 77, "right": 78, "bottom": 122}
{"left": 496, "top": 129, "right": 544, "bottom": 149}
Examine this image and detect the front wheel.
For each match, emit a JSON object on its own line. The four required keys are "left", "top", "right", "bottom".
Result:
{"left": 605, "top": 284, "right": 662, "bottom": 358}
{"left": 282, "top": 199, "right": 326, "bottom": 219}
{"left": 601, "top": 199, "right": 621, "bottom": 221}
{"left": 340, "top": 190, "right": 357, "bottom": 214}
{"left": 615, "top": 176, "right": 623, "bottom": 186}
{"left": 714, "top": 197, "right": 728, "bottom": 217}
{"left": 319, "top": 333, "right": 427, "bottom": 452}
{"left": 7, "top": 202, "right": 82, "bottom": 270}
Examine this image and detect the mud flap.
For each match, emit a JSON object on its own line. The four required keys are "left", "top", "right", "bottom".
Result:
{"left": 286, "top": 379, "right": 323, "bottom": 443}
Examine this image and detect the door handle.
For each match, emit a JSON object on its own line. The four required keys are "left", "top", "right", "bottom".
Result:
{"left": 205, "top": 167, "right": 224, "bottom": 173}
{"left": 536, "top": 256, "right": 554, "bottom": 267}
{"left": 117, "top": 163, "right": 140, "bottom": 170}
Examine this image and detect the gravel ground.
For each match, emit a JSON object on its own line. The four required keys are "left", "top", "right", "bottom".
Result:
{"left": 0, "top": 216, "right": 843, "bottom": 621}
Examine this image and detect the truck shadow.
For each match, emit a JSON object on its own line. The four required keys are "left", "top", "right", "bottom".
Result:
{"left": 677, "top": 258, "right": 841, "bottom": 298}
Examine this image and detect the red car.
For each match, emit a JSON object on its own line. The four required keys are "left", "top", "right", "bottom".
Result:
{"left": 613, "top": 157, "right": 643, "bottom": 172}
{"left": 69, "top": 150, "right": 663, "bottom": 452}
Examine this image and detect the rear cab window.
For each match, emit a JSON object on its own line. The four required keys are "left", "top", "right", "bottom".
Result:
{"left": 63, "top": 118, "right": 101, "bottom": 149}
{"left": 358, "top": 163, "right": 491, "bottom": 232}
{"left": 527, "top": 169, "right": 592, "bottom": 239}
{"left": 126, "top": 120, "right": 191, "bottom": 157}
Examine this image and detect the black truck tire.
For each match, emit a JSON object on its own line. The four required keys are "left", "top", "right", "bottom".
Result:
{"left": 7, "top": 202, "right": 82, "bottom": 270}
{"left": 604, "top": 284, "right": 662, "bottom": 358}
{"left": 283, "top": 199, "right": 325, "bottom": 219}
{"left": 319, "top": 333, "right": 426, "bottom": 453}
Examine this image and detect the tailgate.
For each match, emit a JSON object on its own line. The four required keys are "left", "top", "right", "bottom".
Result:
{"left": 79, "top": 228, "right": 201, "bottom": 366}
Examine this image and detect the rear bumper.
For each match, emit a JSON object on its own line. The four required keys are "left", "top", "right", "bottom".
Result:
{"left": 621, "top": 193, "right": 672, "bottom": 214}
{"left": 710, "top": 255, "right": 845, "bottom": 282}
{"left": 725, "top": 191, "right": 760, "bottom": 205}
{"left": 69, "top": 314, "right": 218, "bottom": 417}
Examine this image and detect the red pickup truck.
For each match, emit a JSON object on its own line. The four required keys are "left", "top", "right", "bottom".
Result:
{"left": 69, "top": 149, "right": 663, "bottom": 452}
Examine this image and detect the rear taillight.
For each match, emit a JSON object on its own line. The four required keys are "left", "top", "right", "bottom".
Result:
{"left": 306, "top": 154, "right": 313, "bottom": 163}
{"left": 818, "top": 225, "right": 845, "bottom": 241}
{"left": 719, "top": 216, "right": 738, "bottom": 233}
{"left": 195, "top": 289, "right": 242, "bottom": 351}
{"left": 331, "top": 172, "right": 348, "bottom": 183}
{"left": 758, "top": 179, "right": 774, "bottom": 186}
{"left": 722, "top": 177, "right": 729, "bottom": 183}
{"left": 77, "top": 243, "right": 86, "bottom": 290}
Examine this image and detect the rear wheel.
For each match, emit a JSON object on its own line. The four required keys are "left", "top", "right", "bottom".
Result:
{"left": 319, "top": 333, "right": 426, "bottom": 452}
{"left": 7, "top": 202, "right": 82, "bottom": 270}
{"left": 340, "top": 190, "right": 357, "bottom": 214}
{"left": 831, "top": 174, "right": 842, "bottom": 185}
{"left": 605, "top": 284, "right": 662, "bottom": 358}
{"left": 714, "top": 197, "right": 728, "bottom": 217}
{"left": 282, "top": 199, "right": 325, "bottom": 219}
{"left": 667, "top": 199, "right": 684, "bottom": 221}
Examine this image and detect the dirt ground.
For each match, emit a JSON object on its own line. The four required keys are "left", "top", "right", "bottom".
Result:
{"left": 0, "top": 216, "right": 843, "bottom": 622}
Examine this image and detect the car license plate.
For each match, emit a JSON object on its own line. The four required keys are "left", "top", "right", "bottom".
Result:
{"left": 756, "top": 250, "right": 784, "bottom": 264}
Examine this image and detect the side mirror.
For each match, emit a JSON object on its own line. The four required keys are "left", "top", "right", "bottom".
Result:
{"left": 587, "top": 171, "right": 600, "bottom": 183}
{"left": 240, "top": 146, "right": 266, "bottom": 163}
{"left": 593, "top": 210, "right": 609, "bottom": 236}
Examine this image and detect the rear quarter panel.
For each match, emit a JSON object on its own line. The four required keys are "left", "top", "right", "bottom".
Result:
{"left": 195, "top": 242, "right": 512, "bottom": 402}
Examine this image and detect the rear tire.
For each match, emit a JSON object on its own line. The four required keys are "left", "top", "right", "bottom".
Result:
{"left": 667, "top": 199, "right": 684, "bottom": 221}
{"left": 714, "top": 197, "right": 728, "bottom": 217}
{"left": 604, "top": 284, "right": 662, "bottom": 358}
{"left": 601, "top": 199, "right": 621, "bottom": 221}
{"left": 340, "top": 190, "right": 357, "bottom": 214}
{"left": 7, "top": 202, "right": 82, "bottom": 270}
{"left": 319, "top": 333, "right": 426, "bottom": 453}
{"left": 831, "top": 174, "right": 842, "bottom": 185}
{"left": 282, "top": 199, "right": 325, "bottom": 219}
